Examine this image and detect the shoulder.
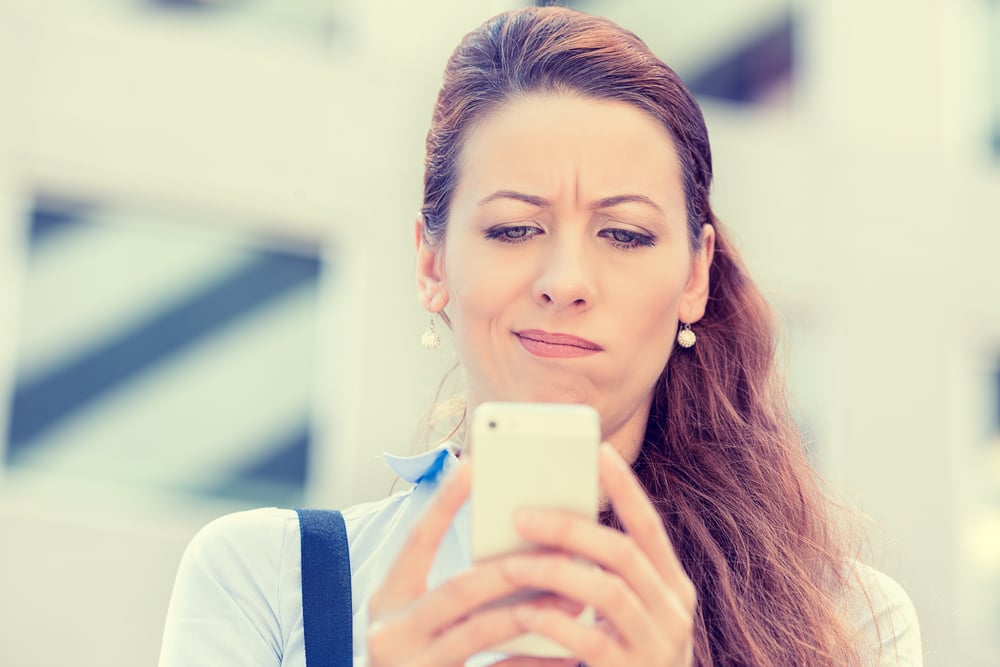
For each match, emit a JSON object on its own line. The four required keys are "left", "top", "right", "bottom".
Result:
{"left": 180, "top": 491, "right": 421, "bottom": 576}
{"left": 844, "top": 563, "right": 923, "bottom": 666}
{"left": 161, "top": 488, "right": 447, "bottom": 666}
{"left": 160, "top": 508, "right": 303, "bottom": 666}
{"left": 181, "top": 507, "right": 300, "bottom": 574}
{"left": 170, "top": 507, "right": 303, "bottom": 628}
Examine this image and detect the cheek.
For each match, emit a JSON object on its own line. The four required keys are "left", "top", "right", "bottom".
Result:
{"left": 632, "top": 298, "right": 681, "bottom": 360}
{"left": 444, "top": 245, "right": 531, "bottom": 312}
{"left": 444, "top": 256, "right": 490, "bottom": 314}
{"left": 618, "top": 262, "right": 687, "bottom": 327}
{"left": 630, "top": 289, "right": 681, "bottom": 380}
{"left": 443, "top": 254, "right": 519, "bottom": 341}
{"left": 611, "top": 264, "right": 688, "bottom": 371}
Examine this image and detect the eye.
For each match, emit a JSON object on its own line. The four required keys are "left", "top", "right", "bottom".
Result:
{"left": 484, "top": 225, "right": 542, "bottom": 244}
{"left": 599, "top": 228, "right": 656, "bottom": 249}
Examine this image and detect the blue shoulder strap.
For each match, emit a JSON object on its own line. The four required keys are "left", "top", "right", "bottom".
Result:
{"left": 295, "top": 509, "right": 353, "bottom": 667}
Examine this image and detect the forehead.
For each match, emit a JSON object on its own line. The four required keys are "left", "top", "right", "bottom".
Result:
{"left": 454, "top": 92, "right": 683, "bottom": 202}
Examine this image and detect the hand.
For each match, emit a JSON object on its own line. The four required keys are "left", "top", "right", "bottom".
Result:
{"left": 497, "top": 444, "right": 697, "bottom": 667}
{"left": 366, "top": 461, "right": 576, "bottom": 667}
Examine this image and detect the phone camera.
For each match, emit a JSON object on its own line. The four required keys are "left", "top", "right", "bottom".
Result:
{"left": 487, "top": 420, "right": 497, "bottom": 430}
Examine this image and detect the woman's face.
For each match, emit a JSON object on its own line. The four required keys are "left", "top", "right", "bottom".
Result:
{"left": 416, "top": 93, "right": 714, "bottom": 463}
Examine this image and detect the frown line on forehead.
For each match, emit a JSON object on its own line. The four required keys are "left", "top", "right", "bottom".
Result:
{"left": 478, "top": 189, "right": 664, "bottom": 214}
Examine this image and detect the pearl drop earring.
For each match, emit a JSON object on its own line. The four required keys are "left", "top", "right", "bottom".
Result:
{"left": 677, "top": 323, "right": 696, "bottom": 348}
{"left": 421, "top": 317, "right": 441, "bottom": 349}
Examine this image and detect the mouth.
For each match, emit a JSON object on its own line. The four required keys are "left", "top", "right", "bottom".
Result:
{"left": 514, "top": 329, "right": 603, "bottom": 358}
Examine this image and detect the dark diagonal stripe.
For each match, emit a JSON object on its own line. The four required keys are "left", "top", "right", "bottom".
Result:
{"left": 236, "top": 422, "right": 309, "bottom": 486}
{"left": 7, "top": 251, "right": 321, "bottom": 452}
{"left": 188, "top": 421, "right": 312, "bottom": 507}
{"left": 30, "top": 206, "right": 83, "bottom": 245}
{"left": 198, "top": 423, "right": 310, "bottom": 503}
{"left": 685, "top": 13, "right": 794, "bottom": 104}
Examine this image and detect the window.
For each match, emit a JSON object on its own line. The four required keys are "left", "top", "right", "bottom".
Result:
{"left": 5, "top": 197, "right": 322, "bottom": 506}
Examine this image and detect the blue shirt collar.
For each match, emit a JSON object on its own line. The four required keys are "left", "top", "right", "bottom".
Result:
{"left": 382, "top": 442, "right": 459, "bottom": 485}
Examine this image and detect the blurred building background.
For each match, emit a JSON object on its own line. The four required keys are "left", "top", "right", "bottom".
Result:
{"left": 0, "top": 0, "right": 997, "bottom": 664}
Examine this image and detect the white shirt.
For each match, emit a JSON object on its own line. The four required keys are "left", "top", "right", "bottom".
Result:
{"left": 158, "top": 444, "right": 923, "bottom": 666}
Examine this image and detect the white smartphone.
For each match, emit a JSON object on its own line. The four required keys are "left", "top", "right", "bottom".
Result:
{"left": 470, "top": 401, "right": 600, "bottom": 658}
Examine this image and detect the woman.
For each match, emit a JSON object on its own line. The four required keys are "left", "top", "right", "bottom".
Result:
{"left": 159, "top": 7, "right": 921, "bottom": 666}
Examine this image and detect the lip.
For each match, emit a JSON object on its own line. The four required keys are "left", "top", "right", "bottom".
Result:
{"left": 514, "top": 329, "right": 603, "bottom": 358}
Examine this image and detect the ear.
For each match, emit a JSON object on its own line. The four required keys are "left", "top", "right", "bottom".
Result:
{"left": 414, "top": 215, "right": 449, "bottom": 312}
{"left": 678, "top": 224, "right": 715, "bottom": 324}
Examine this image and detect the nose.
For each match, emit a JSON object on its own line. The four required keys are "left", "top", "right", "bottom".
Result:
{"left": 532, "top": 236, "right": 596, "bottom": 311}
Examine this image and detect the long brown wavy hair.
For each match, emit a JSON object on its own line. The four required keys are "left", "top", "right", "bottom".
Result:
{"left": 420, "top": 7, "right": 865, "bottom": 665}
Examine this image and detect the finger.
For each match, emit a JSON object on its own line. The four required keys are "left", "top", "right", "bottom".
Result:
{"left": 599, "top": 444, "right": 695, "bottom": 607}
{"left": 404, "top": 558, "right": 532, "bottom": 636}
{"left": 370, "top": 597, "right": 578, "bottom": 667}
{"left": 513, "top": 441, "right": 693, "bottom": 619}
{"left": 374, "top": 460, "right": 472, "bottom": 607}
{"left": 512, "top": 604, "right": 625, "bottom": 667}
{"left": 501, "top": 553, "right": 657, "bottom": 651}
{"left": 414, "top": 604, "right": 540, "bottom": 667}
{"left": 495, "top": 658, "right": 578, "bottom": 667}
{"left": 513, "top": 507, "right": 666, "bottom": 614}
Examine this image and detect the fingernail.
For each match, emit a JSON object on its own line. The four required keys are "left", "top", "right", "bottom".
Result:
{"left": 554, "top": 597, "right": 584, "bottom": 615}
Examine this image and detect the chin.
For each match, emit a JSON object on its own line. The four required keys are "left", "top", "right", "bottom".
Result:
{"left": 515, "top": 386, "right": 593, "bottom": 406}
{"left": 472, "top": 376, "right": 596, "bottom": 407}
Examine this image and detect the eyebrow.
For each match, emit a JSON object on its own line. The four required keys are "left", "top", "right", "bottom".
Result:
{"left": 478, "top": 190, "right": 548, "bottom": 207}
{"left": 478, "top": 190, "right": 663, "bottom": 214}
{"left": 593, "top": 194, "right": 663, "bottom": 214}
